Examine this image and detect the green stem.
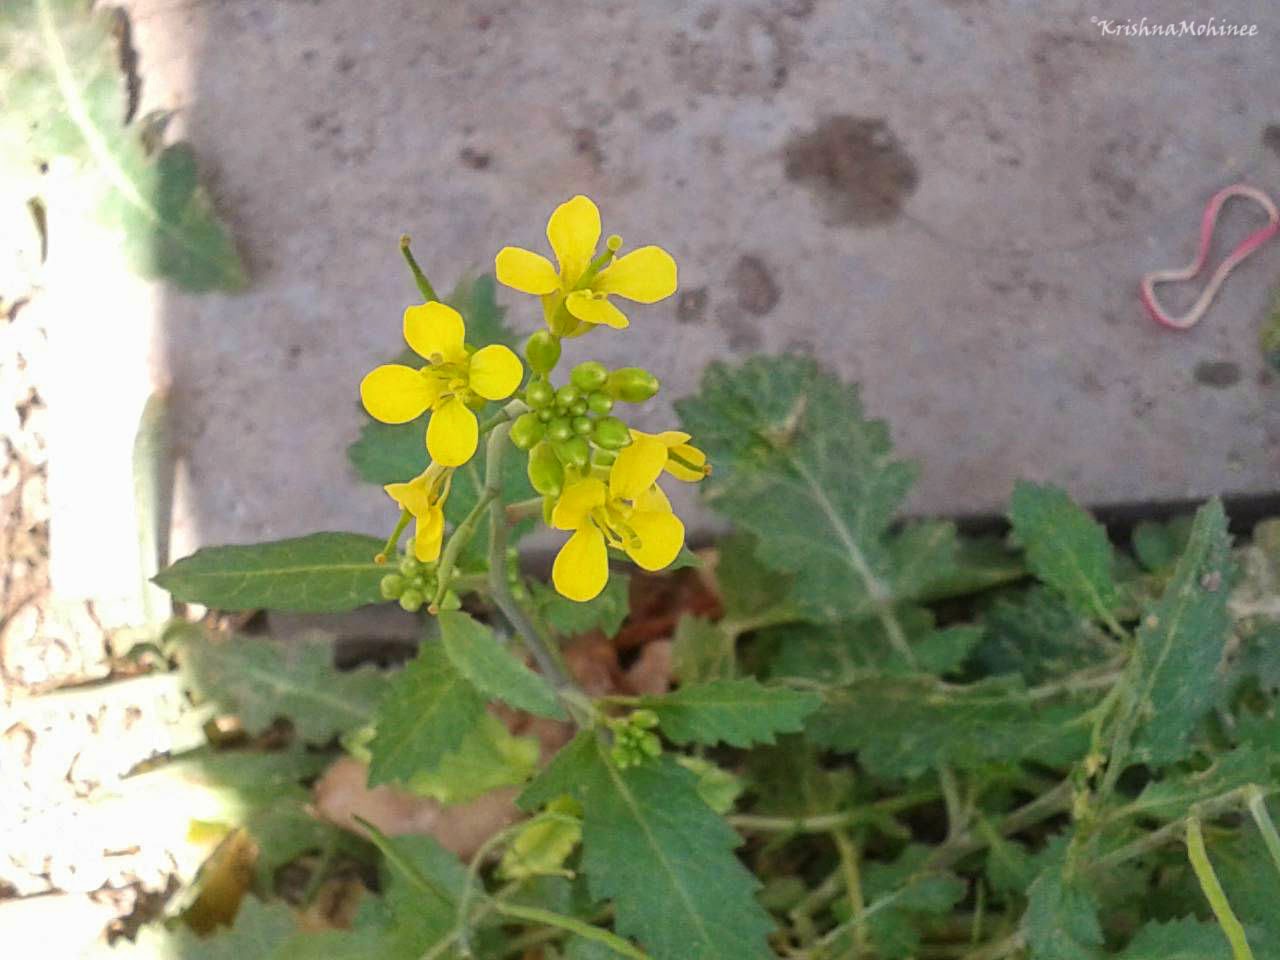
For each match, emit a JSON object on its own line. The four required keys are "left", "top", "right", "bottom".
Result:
{"left": 493, "top": 902, "right": 649, "bottom": 959}
{"left": 484, "top": 420, "right": 587, "bottom": 724}
{"left": 431, "top": 489, "right": 498, "bottom": 609}
{"left": 1246, "top": 786, "right": 1280, "bottom": 881}
{"left": 730, "top": 788, "right": 941, "bottom": 836}
{"left": 505, "top": 497, "right": 545, "bottom": 523}
{"left": 400, "top": 235, "right": 438, "bottom": 301}
{"left": 832, "top": 830, "right": 868, "bottom": 957}
{"left": 1186, "top": 817, "right": 1256, "bottom": 960}
{"left": 378, "top": 507, "right": 412, "bottom": 561}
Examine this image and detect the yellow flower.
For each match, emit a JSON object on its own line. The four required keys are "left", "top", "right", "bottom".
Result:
{"left": 360, "top": 301, "right": 523, "bottom": 466}
{"left": 385, "top": 463, "right": 452, "bottom": 563}
{"left": 494, "top": 195, "right": 678, "bottom": 336}
{"left": 550, "top": 433, "right": 684, "bottom": 602}
{"left": 630, "top": 429, "right": 710, "bottom": 483}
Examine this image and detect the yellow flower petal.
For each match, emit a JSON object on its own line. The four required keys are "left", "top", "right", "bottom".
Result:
{"left": 634, "top": 483, "right": 671, "bottom": 514}
{"left": 385, "top": 477, "right": 432, "bottom": 516}
{"left": 592, "top": 246, "right": 677, "bottom": 303}
{"left": 547, "top": 195, "right": 601, "bottom": 285}
{"left": 610, "top": 433, "right": 668, "bottom": 501}
{"left": 468, "top": 344, "right": 523, "bottom": 401}
{"left": 426, "top": 395, "right": 479, "bottom": 466}
{"left": 565, "top": 290, "right": 629, "bottom": 329}
{"left": 360, "top": 364, "right": 437, "bottom": 424}
{"left": 414, "top": 507, "right": 445, "bottom": 563}
{"left": 551, "top": 477, "right": 607, "bottom": 531}
{"left": 625, "top": 510, "right": 684, "bottom": 572}
{"left": 495, "top": 247, "right": 561, "bottom": 295}
{"left": 404, "top": 301, "right": 467, "bottom": 364}
{"left": 666, "top": 442, "right": 708, "bottom": 482}
{"left": 649, "top": 430, "right": 692, "bottom": 446}
{"left": 552, "top": 525, "right": 610, "bottom": 602}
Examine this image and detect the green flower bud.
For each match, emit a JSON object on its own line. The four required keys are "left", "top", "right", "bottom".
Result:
{"left": 537, "top": 408, "right": 555, "bottom": 423}
{"left": 592, "top": 448, "right": 618, "bottom": 468}
{"left": 606, "top": 367, "right": 660, "bottom": 403}
{"left": 542, "top": 495, "right": 556, "bottom": 526}
{"left": 631, "top": 709, "right": 660, "bottom": 729}
{"left": 586, "top": 391, "right": 613, "bottom": 415}
{"left": 572, "top": 415, "right": 592, "bottom": 435}
{"left": 571, "top": 360, "right": 609, "bottom": 392}
{"left": 554, "top": 436, "right": 591, "bottom": 470}
{"left": 525, "top": 378, "right": 555, "bottom": 409}
{"left": 399, "top": 588, "right": 425, "bottom": 612}
{"left": 555, "top": 384, "right": 580, "bottom": 408}
{"left": 640, "top": 732, "right": 663, "bottom": 758}
{"left": 510, "top": 412, "right": 545, "bottom": 450}
{"left": 398, "top": 555, "right": 422, "bottom": 577}
{"left": 379, "top": 573, "right": 405, "bottom": 600}
{"left": 527, "top": 442, "right": 565, "bottom": 498}
{"left": 547, "top": 417, "right": 573, "bottom": 442}
{"left": 592, "top": 416, "right": 632, "bottom": 450}
{"left": 569, "top": 398, "right": 588, "bottom": 416}
{"left": 524, "top": 330, "right": 561, "bottom": 375}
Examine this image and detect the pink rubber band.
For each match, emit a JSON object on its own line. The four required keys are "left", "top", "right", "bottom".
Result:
{"left": 1141, "top": 184, "right": 1279, "bottom": 331}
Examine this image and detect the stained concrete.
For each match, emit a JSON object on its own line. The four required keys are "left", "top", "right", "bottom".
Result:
{"left": 47, "top": 0, "right": 1280, "bottom": 595}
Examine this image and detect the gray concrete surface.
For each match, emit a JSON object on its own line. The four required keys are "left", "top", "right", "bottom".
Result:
{"left": 65, "top": 0, "right": 1280, "bottom": 578}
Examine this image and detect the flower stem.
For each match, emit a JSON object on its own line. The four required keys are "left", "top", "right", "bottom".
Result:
{"left": 484, "top": 420, "right": 588, "bottom": 724}
{"left": 430, "top": 489, "right": 498, "bottom": 610}
{"left": 1246, "top": 786, "right": 1280, "bottom": 881}
{"left": 1186, "top": 817, "right": 1256, "bottom": 960}
{"left": 377, "top": 507, "right": 412, "bottom": 562}
{"left": 399, "top": 234, "right": 438, "bottom": 302}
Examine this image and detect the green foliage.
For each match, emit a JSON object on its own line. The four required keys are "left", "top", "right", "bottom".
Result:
{"left": 1023, "top": 867, "right": 1105, "bottom": 960}
{"left": 0, "top": 0, "right": 245, "bottom": 290}
{"left": 521, "top": 734, "right": 775, "bottom": 960}
{"left": 532, "top": 574, "right": 631, "bottom": 637}
{"left": 639, "top": 678, "right": 820, "bottom": 748}
{"left": 676, "top": 355, "right": 957, "bottom": 624}
{"left": 1116, "top": 918, "right": 1232, "bottom": 960}
{"left": 154, "top": 533, "right": 388, "bottom": 613}
{"left": 1129, "top": 499, "right": 1232, "bottom": 764}
{"left": 367, "top": 641, "right": 486, "bottom": 787}
{"left": 438, "top": 610, "right": 566, "bottom": 720}
{"left": 179, "top": 630, "right": 382, "bottom": 740}
{"left": 1008, "top": 481, "right": 1120, "bottom": 622}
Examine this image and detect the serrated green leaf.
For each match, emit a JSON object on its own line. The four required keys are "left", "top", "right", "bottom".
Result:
{"left": 154, "top": 533, "right": 388, "bottom": 613}
{"left": 1130, "top": 499, "right": 1233, "bottom": 764}
{"left": 915, "top": 534, "right": 1026, "bottom": 602}
{"left": 1117, "top": 918, "right": 1232, "bottom": 960}
{"left": 834, "top": 855, "right": 966, "bottom": 960}
{"left": 438, "top": 610, "right": 566, "bottom": 720}
{"left": 1023, "top": 867, "right": 1104, "bottom": 960}
{"left": 1132, "top": 517, "right": 1195, "bottom": 573}
{"left": 676, "top": 355, "right": 956, "bottom": 623}
{"left": 1008, "top": 481, "right": 1119, "bottom": 622}
{"left": 367, "top": 641, "right": 486, "bottom": 786}
{"left": 809, "top": 675, "right": 1090, "bottom": 778}
{"left": 180, "top": 631, "right": 383, "bottom": 740}
{"left": 672, "top": 614, "right": 733, "bottom": 685}
{"left": 1125, "top": 746, "right": 1274, "bottom": 821}
{"left": 522, "top": 735, "right": 773, "bottom": 960}
{"left": 913, "top": 625, "right": 983, "bottom": 676}
{"left": 714, "top": 531, "right": 796, "bottom": 625}
{"left": 408, "top": 713, "right": 539, "bottom": 804}
{"left": 1, "top": 0, "right": 245, "bottom": 291}
{"left": 640, "top": 678, "right": 820, "bottom": 748}
{"left": 532, "top": 575, "right": 630, "bottom": 638}
{"left": 977, "top": 585, "right": 1107, "bottom": 683}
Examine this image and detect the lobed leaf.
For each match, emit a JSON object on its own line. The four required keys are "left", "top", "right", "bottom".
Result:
{"left": 640, "top": 678, "right": 821, "bottom": 748}
{"left": 438, "top": 610, "right": 566, "bottom": 720}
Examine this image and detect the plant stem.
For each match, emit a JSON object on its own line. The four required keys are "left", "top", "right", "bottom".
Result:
{"left": 483, "top": 420, "right": 587, "bottom": 724}
{"left": 431, "top": 488, "right": 498, "bottom": 609}
{"left": 399, "top": 235, "right": 437, "bottom": 301}
{"left": 832, "top": 830, "right": 868, "bottom": 957}
{"left": 1186, "top": 817, "right": 1256, "bottom": 960}
{"left": 729, "top": 788, "right": 941, "bottom": 835}
{"left": 926, "top": 780, "right": 1074, "bottom": 873}
{"left": 493, "top": 902, "right": 649, "bottom": 959}
{"left": 505, "top": 496, "right": 545, "bottom": 523}
{"left": 1246, "top": 786, "right": 1280, "bottom": 881}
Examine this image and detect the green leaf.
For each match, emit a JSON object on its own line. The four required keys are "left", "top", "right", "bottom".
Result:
{"left": 179, "top": 631, "right": 383, "bottom": 740}
{"left": 499, "top": 797, "right": 583, "bottom": 880}
{"left": 438, "top": 610, "right": 566, "bottom": 720}
{"left": 1117, "top": 918, "right": 1232, "bottom": 960}
{"left": 809, "top": 675, "right": 1090, "bottom": 778}
{"left": 835, "top": 854, "right": 966, "bottom": 960}
{"left": 1008, "top": 481, "right": 1119, "bottom": 622}
{"left": 714, "top": 531, "right": 796, "bottom": 625}
{"left": 1132, "top": 517, "right": 1195, "bottom": 573}
{"left": 1022, "top": 867, "right": 1104, "bottom": 960}
{"left": 676, "top": 355, "right": 956, "bottom": 623}
{"left": 976, "top": 586, "right": 1108, "bottom": 683}
{"left": 446, "top": 273, "right": 519, "bottom": 349}
{"left": 522, "top": 735, "right": 774, "bottom": 960}
{"left": 118, "top": 897, "right": 296, "bottom": 959}
{"left": 640, "top": 678, "right": 821, "bottom": 748}
{"left": 1, "top": 0, "right": 245, "bottom": 291}
{"left": 367, "top": 641, "right": 486, "bottom": 786}
{"left": 913, "top": 625, "right": 983, "bottom": 676}
{"left": 672, "top": 614, "right": 734, "bottom": 685}
{"left": 408, "top": 713, "right": 540, "bottom": 804}
{"left": 532, "top": 575, "right": 630, "bottom": 638}
{"left": 154, "top": 533, "right": 388, "bottom": 613}
{"left": 1130, "top": 499, "right": 1233, "bottom": 764}
{"left": 676, "top": 756, "right": 745, "bottom": 814}
{"left": 1124, "top": 746, "right": 1274, "bottom": 821}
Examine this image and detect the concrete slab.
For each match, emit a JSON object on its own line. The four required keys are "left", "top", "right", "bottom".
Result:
{"left": 57, "top": 0, "right": 1280, "bottom": 581}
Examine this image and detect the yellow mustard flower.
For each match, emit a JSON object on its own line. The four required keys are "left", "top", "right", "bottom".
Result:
{"left": 360, "top": 301, "right": 523, "bottom": 466}
{"left": 550, "top": 433, "right": 684, "bottom": 602}
{"left": 494, "top": 195, "right": 677, "bottom": 335}
{"left": 630, "top": 429, "right": 710, "bottom": 482}
{"left": 385, "top": 463, "right": 452, "bottom": 563}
